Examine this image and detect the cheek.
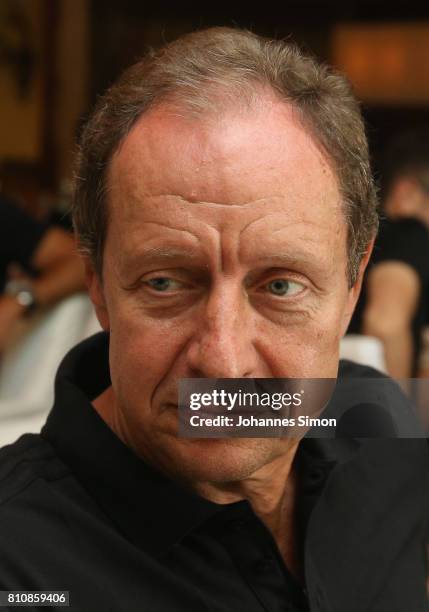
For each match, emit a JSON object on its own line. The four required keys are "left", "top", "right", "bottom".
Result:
{"left": 105, "top": 292, "right": 190, "bottom": 397}
{"left": 260, "top": 296, "right": 347, "bottom": 378}
{"left": 272, "top": 329, "right": 340, "bottom": 378}
{"left": 304, "top": 295, "right": 349, "bottom": 374}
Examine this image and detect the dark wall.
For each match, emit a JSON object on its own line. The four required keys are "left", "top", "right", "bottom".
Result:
{"left": 89, "top": 0, "right": 429, "bottom": 186}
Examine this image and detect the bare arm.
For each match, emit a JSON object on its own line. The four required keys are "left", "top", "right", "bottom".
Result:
{"left": 362, "top": 261, "right": 420, "bottom": 378}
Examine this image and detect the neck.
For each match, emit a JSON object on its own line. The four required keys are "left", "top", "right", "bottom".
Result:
{"left": 191, "top": 444, "right": 302, "bottom": 578}
{"left": 93, "top": 387, "right": 302, "bottom": 578}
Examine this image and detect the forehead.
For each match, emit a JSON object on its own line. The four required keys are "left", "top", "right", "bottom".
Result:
{"left": 109, "top": 99, "right": 338, "bottom": 201}
{"left": 106, "top": 98, "right": 344, "bottom": 263}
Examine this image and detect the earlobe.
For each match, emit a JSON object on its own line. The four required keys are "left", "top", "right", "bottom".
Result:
{"left": 84, "top": 259, "right": 110, "bottom": 331}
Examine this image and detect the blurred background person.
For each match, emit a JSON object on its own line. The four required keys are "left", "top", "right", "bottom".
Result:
{"left": 348, "top": 129, "right": 429, "bottom": 378}
{"left": 0, "top": 193, "right": 86, "bottom": 355}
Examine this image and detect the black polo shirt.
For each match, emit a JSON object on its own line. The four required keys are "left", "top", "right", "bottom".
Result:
{"left": 0, "top": 333, "right": 428, "bottom": 612}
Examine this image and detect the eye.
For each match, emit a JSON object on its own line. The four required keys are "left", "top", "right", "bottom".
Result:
{"left": 265, "top": 278, "right": 304, "bottom": 297}
{"left": 145, "top": 277, "right": 183, "bottom": 292}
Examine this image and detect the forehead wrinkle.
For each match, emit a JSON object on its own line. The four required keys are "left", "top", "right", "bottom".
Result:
{"left": 237, "top": 216, "right": 343, "bottom": 276}
{"left": 127, "top": 220, "right": 200, "bottom": 237}
{"left": 143, "top": 193, "right": 282, "bottom": 208}
{"left": 124, "top": 245, "right": 208, "bottom": 265}
{"left": 111, "top": 212, "right": 196, "bottom": 250}
{"left": 238, "top": 214, "right": 341, "bottom": 244}
{"left": 271, "top": 220, "right": 331, "bottom": 232}
{"left": 114, "top": 217, "right": 200, "bottom": 239}
{"left": 131, "top": 245, "right": 199, "bottom": 258}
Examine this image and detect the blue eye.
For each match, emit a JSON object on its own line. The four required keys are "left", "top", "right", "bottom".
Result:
{"left": 147, "top": 277, "right": 175, "bottom": 291}
{"left": 267, "top": 279, "right": 303, "bottom": 296}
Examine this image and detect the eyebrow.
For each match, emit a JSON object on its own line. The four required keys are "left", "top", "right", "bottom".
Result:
{"left": 252, "top": 252, "right": 314, "bottom": 265}
{"left": 244, "top": 250, "right": 327, "bottom": 270}
{"left": 242, "top": 252, "right": 333, "bottom": 285}
{"left": 122, "top": 245, "right": 331, "bottom": 281}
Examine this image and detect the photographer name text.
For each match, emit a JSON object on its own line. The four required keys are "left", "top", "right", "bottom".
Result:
{"left": 188, "top": 415, "right": 337, "bottom": 427}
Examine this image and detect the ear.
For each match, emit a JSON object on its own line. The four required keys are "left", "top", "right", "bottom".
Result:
{"left": 340, "top": 238, "right": 375, "bottom": 336}
{"left": 84, "top": 258, "right": 110, "bottom": 331}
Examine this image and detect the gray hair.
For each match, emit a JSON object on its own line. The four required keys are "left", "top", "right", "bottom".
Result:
{"left": 72, "top": 26, "right": 378, "bottom": 286}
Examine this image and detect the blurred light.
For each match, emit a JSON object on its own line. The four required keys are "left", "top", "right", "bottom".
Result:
{"left": 332, "top": 23, "right": 429, "bottom": 105}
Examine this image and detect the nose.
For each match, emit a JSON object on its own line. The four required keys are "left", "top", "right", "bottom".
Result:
{"left": 185, "top": 283, "right": 260, "bottom": 378}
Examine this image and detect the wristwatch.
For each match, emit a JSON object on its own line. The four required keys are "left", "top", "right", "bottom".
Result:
{"left": 4, "top": 279, "right": 38, "bottom": 315}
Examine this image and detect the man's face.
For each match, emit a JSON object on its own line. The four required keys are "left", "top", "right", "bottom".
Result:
{"left": 88, "top": 98, "right": 365, "bottom": 483}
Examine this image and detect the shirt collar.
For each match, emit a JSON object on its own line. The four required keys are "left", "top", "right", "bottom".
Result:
{"left": 41, "top": 332, "right": 340, "bottom": 558}
{"left": 42, "top": 333, "right": 231, "bottom": 558}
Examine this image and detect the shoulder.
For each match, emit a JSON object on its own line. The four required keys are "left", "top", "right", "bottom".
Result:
{"left": 338, "top": 358, "right": 387, "bottom": 379}
{"left": 0, "top": 435, "right": 77, "bottom": 539}
{"left": 0, "top": 196, "right": 41, "bottom": 229}
{"left": 0, "top": 196, "right": 47, "bottom": 261}
{"left": 377, "top": 217, "right": 429, "bottom": 243}
{"left": 0, "top": 436, "right": 65, "bottom": 560}
{"left": 0, "top": 434, "right": 108, "bottom": 588}
{"left": 334, "top": 360, "right": 425, "bottom": 438}
{"left": 0, "top": 434, "right": 73, "bottom": 538}
{"left": 0, "top": 434, "right": 66, "bottom": 500}
{"left": 373, "top": 218, "right": 429, "bottom": 280}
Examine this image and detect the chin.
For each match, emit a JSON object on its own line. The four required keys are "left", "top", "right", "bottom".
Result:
{"left": 152, "top": 436, "right": 283, "bottom": 484}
